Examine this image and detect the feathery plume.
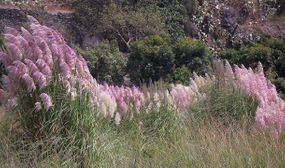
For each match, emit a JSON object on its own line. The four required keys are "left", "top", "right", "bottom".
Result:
{"left": 39, "top": 93, "right": 52, "bottom": 111}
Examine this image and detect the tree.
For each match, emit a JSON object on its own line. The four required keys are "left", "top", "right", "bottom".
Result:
{"left": 72, "top": 0, "right": 111, "bottom": 32}
{"left": 98, "top": 3, "right": 165, "bottom": 51}
{"left": 135, "top": 0, "right": 187, "bottom": 40}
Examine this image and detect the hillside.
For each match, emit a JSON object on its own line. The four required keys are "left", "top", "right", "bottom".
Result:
{"left": 0, "top": 1, "right": 285, "bottom": 167}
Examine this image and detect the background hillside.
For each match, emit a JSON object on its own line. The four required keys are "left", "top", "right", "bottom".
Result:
{"left": 0, "top": 1, "right": 285, "bottom": 167}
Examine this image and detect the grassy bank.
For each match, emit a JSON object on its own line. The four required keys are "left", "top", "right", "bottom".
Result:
{"left": 0, "top": 83, "right": 284, "bottom": 167}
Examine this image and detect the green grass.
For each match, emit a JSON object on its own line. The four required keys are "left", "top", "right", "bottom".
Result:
{"left": 0, "top": 81, "right": 284, "bottom": 167}
{"left": 1, "top": 111, "right": 285, "bottom": 167}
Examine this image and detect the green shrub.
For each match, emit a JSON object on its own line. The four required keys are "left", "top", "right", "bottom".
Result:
{"left": 72, "top": 0, "right": 110, "bottom": 32}
{"left": 239, "top": 44, "right": 273, "bottom": 70}
{"left": 266, "top": 37, "right": 285, "bottom": 76}
{"left": 0, "top": 34, "right": 3, "bottom": 50}
{"left": 128, "top": 34, "right": 175, "bottom": 84}
{"left": 167, "top": 65, "right": 192, "bottom": 85}
{"left": 219, "top": 48, "right": 240, "bottom": 63}
{"left": 78, "top": 41, "right": 127, "bottom": 84}
{"left": 174, "top": 37, "right": 211, "bottom": 74}
{"left": 128, "top": 35, "right": 211, "bottom": 84}
{"left": 0, "top": 35, "right": 5, "bottom": 79}
{"left": 219, "top": 37, "right": 285, "bottom": 97}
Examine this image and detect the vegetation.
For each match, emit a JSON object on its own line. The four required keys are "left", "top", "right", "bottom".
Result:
{"left": 1, "top": 81, "right": 284, "bottom": 167}
{"left": 219, "top": 37, "right": 285, "bottom": 98}
{"left": 134, "top": 0, "right": 187, "bottom": 40}
{"left": 127, "top": 34, "right": 175, "bottom": 84}
{"left": 0, "top": 1, "right": 285, "bottom": 167}
{"left": 78, "top": 41, "right": 127, "bottom": 84}
{"left": 174, "top": 37, "right": 211, "bottom": 74}
{"left": 128, "top": 35, "right": 211, "bottom": 84}
{"left": 98, "top": 3, "right": 165, "bottom": 51}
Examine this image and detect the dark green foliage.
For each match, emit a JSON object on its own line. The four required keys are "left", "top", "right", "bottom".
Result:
{"left": 128, "top": 34, "right": 175, "bottom": 84}
{"left": 98, "top": 3, "right": 165, "bottom": 51}
{"left": 166, "top": 65, "right": 192, "bottom": 85}
{"left": 0, "top": 34, "right": 3, "bottom": 50}
{"left": 72, "top": 0, "right": 111, "bottom": 32}
{"left": 174, "top": 37, "right": 211, "bottom": 74}
{"left": 265, "top": 37, "right": 285, "bottom": 76}
{"left": 219, "top": 48, "right": 240, "bottom": 63}
{"left": 78, "top": 41, "right": 127, "bottom": 84}
{"left": 239, "top": 44, "right": 273, "bottom": 70}
{"left": 220, "top": 44, "right": 273, "bottom": 69}
{"left": 219, "top": 37, "right": 285, "bottom": 97}
{"left": 128, "top": 35, "right": 211, "bottom": 84}
{"left": 135, "top": 0, "right": 187, "bottom": 40}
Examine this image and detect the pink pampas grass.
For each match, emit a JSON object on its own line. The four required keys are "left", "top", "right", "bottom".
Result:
{"left": 40, "top": 93, "right": 53, "bottom": 111}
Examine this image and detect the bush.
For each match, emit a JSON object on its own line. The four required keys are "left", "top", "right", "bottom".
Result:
{"left": 78, "top": 41, "right": 127, "bottom": 84}
{"left": 128, "top": 34, "right": 175, "bottom": 84}
{"left": 266, "top": 37, "right": 285, "bottom": 76}
{"left": 219, "top": 48, "right": 240, "bottom": 63}
{"left": 128, "top": 35, "right": 211, "bottom": 84}
{"left": 218, "top": 37, "right": 285, "bottom": 96}
{"left": 166, "top": 65, "right": 192, "bottom": 85}
{"left": 0, "top": 35, "right": 5, "bottom": 79}
{"left": 174, "top": 37, "right": 211, "bottom": 74}
{"left": 239, "top": 44, "right": 273, "bottom": 70}
{"left": 72, "top": 0, "right": 110, "bottom": 32}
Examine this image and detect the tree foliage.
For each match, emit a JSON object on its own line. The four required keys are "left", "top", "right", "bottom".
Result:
{"left": 72, "top": 0, "right": 111, "bottom": 32}
{"left": 78, "top": 41, "right": 127, "bottom": 84}
{"left": 128, "top": 34, "right": 175, "bottom": 84}
{"left": 134, "top": 0, "right": 187, "bottom": 40}
{"left": 174, "top": 37, "right": 210, "bottom": 74}
{"left": 127, "top": 35, "right": 211, "bottom": 84}
{"left": 219, "top": 37, "right": 285, "bottom": 97}
{"left": 98, "top": 3, "right": 165, "bottom": 51}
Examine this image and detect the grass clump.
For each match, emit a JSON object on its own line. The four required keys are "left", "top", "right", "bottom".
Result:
{"left": 1, "top": 79, "right": 285, "bottom": 167}
{"left": 188, "top": 81, "right": 258, "bottom": 122}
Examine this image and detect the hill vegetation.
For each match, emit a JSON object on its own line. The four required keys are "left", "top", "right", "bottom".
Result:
{"left": 0, "top": 0, "right": 284, "bottom": 167}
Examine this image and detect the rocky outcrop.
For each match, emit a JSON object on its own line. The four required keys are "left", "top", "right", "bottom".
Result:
{"left": 185, "top": 0, "right": 285, "bottom": 50}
